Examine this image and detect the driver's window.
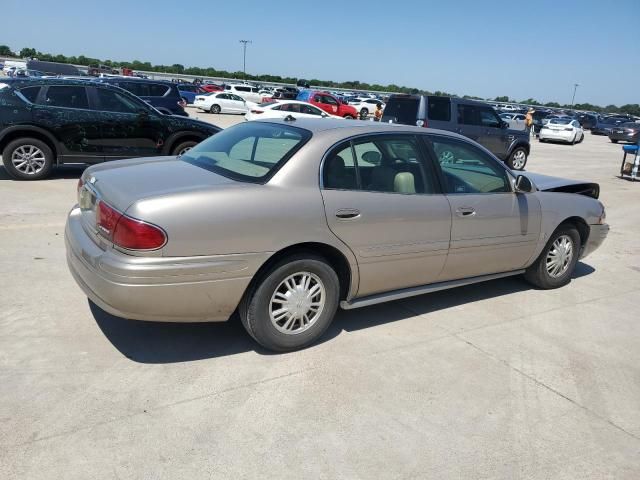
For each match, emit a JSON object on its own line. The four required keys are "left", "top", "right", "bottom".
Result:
{"left": 323, "top": 95, "right": 338, "bottom": 106}
{"left": 479, "top": 107, "right": 500, "bottom": 128}
{"left": 430, "top": 137, "right": 510, "bottom": 194}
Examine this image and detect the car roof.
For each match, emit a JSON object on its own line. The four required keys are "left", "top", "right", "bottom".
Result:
{"left": 0, "top": 77, "right": 119, "bottom": 89}
{"left": 253, "top": 117, "right": 472, "bottom": 140}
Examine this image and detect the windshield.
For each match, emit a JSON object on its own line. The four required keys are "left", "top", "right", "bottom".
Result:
{"left": 181, "top": 122, "right": 311, "bottom": 183}
{"left": 549, "top": 118, "right": 572, "bottom": 125}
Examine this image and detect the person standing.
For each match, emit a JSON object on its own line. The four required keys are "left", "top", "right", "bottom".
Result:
{"left": 526, "top": 108, "right": 535, "bottom": 136}
{"left": 374, "top": 103, "right": 383, "bottom": 122}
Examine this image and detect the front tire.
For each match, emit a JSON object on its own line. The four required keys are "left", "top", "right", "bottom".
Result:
{"left": 524, "top": 225, "right": 580, "bottom": 289}
{"left": 344, "top": 114, "right": 355, "bottom": 120}
{"left": 239, "top": 255, "right": 340, "bottom": 352}
{"left": 2, "top": 137, "right": 54, "bottom": 180}
{"left": 360, "top": 108, "right": 369, "bottom": 119}
{"left": 507, "top": 147, "right": 528, "bottom": 170}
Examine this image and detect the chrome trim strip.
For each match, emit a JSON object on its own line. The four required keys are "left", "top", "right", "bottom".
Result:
{"left": 340, "top": 269, "right": 525, "bottom": 310}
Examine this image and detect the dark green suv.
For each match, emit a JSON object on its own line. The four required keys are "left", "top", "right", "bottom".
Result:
{"left": 0, "top": 78, "right": 220, "bottom": 180}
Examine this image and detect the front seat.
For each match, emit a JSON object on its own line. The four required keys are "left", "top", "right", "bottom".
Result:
{"left": 394, "top": 172, "right": 416, "bottom": 194}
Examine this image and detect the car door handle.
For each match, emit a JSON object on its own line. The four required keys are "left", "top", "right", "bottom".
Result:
{"left": 335, "top": 209, "right": 360, "bottom": 219}
{"left": 455, "top": 207, "right": 476, "bottom": 217}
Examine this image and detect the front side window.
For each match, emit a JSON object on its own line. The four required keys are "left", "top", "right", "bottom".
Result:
{"left": 479, "top": 107, "right": 501, "bottom": 127}
{"left": 41, "top": 86, "right": 89, "bottom": 109}
{"left": 19, "top": 86, "right": 41, "bottom": 103}
{"left": 181, "top": 122, "right": 310, "bottom": 182}
{"left": 96, "top": 88, "right": 140, "bottom": 113}
{"left": 300, "top": 104, "right": 321, "bottom": 115}
{"left": 323, "top": 135, "right": 433, "bottom": 194}
{"left": 430, "top": 136, "right": 510, "bottom": 194}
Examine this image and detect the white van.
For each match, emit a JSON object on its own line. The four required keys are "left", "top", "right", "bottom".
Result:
{"left": 224, "top": 84, "right": 263, "bottom": 103}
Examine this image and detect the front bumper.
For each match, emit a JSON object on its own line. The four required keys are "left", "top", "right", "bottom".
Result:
{"left": 580, "top": 223, "right": 609, "bottom": 259}
{"left": 65, "top": 207, "right": 268, "bottom": 322}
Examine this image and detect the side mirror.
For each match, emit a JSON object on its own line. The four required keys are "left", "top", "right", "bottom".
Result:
{"left": 515, "top": 175, "right": 534, "bottom": 193}
{"left": 321, "top": 112, "right": 329, "bottom": 118}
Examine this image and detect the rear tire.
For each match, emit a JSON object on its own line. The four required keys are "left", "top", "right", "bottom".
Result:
{"left": 171, "top": 140, "right": 198, "bottom": 156}
{"left": 239, "top": 254, "right": 340, "bottom": 352}
{"left": 344, "top": 114, "right": 355, "bottom": 120}
{"left": 210, "top": 104, "right": 221, "bottom": 114}
{"left": 360, "top": 108, "right": 369, "bottom": 119}
{"left": 611, "top": 139, "right": 618, "bottom": 143}
{"left": 524, "top": 225, "right": 580, "bottom": 289}
{"left": 2, "top": 137, "right": 54, "bottom": 180}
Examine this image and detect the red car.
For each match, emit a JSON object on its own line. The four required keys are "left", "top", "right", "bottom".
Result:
{"left": 200, "top": 84, "right": 224, "bottom": 93}
{"left": 297, "top": 90, "right": 358, "bottom": 119}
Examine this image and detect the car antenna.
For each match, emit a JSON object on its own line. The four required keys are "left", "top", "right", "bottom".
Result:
{"left": 283, "top": 115, "right": 296, "bottom": 122}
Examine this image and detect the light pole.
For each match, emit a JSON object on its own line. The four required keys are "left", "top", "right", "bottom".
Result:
{"left": 239, "top": 40, "right": 252, "bottom": 81}
{"left": 571, "top": 83, "right": 580, "bottom": 107}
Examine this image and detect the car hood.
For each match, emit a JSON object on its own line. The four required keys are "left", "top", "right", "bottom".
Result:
{"left": 83, "top": 156, "right": 246, "bottom": 212}
{"left": 163, "top": 115, "right": 219, "bottom": 131}
{"left": 524, "top": 172, "right": 599, "bottom": 198}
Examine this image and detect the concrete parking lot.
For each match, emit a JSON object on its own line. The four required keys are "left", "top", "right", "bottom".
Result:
{"left": 1, "top": 116, "right": 639, "bottom": 479}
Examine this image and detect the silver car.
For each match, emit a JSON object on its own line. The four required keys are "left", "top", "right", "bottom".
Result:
{"left": 66, "top": 119, "right": 609, "bottom": 351}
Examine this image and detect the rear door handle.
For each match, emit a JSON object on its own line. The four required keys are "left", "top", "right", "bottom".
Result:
{"left": 335, "top": 208, "right": 360, "bottom": 219}
{"left": 455, "top": 207, "right": 476, "bottom": 217}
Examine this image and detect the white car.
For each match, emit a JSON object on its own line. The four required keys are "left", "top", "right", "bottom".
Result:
{"left": 349, "top": 98, "right": 384, "bottom": 118}
{"left": 194, "top": 92, "right": 254, "bottom": 114}
{"left": 223, "top": 84, "right": 264, "bottom": 103}
{"left": 244, "top": 100, "right": 342, "bottom": 121}
{"left": 539, "top": 118, "right": 584, "bottom": 144}
{"left": 499, "top": 113, "right": 526, "bottom": 130}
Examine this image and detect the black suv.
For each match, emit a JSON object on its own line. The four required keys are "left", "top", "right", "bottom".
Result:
{"left": 382, "top": 95, "right": 531, "bottom": 170}
{"left": 0, "top": 79, "right": 220, "bottom": 180}
{"left": 95, "top": 78, "right": 188, "bottom": 116}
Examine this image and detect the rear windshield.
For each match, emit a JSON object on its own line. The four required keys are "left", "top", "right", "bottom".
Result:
{"left": 549, "top": 118, "right": 571, "bottom": 125}
{"left": 381, "top": 97, "right": 419, "bottom": 124}
{"left": 181, "top": 122, "right": 311, "bottom": 183}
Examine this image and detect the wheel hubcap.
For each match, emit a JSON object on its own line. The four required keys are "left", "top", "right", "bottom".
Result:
{"left": 546, "top": 235, "right": 574, "bottom": 278}
{"left": 513, "top": 151, "right": 526, "bottom": 169}
{"left": 11, "top": 145, "right": 46, "bottom": 174}
{"left": 178, "top": 146, "right": 192, "bottom": 156}
{"left": 269, "top": 272, "right": 325, "bottom": 335}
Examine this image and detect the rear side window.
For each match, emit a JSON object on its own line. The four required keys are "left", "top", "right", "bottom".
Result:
{"left": 95, "top": 88, "right": 140, "bottom": 113}
{"left": 19, "top": 86, "right": 41, "bottom": 103}
{"left": 119, "top": 82, "right": 148, "bottom": 96}
{"left": 41, "top": 86, "right": 89, "bottom": 109}
{"left": 235, "top": 86, "right": 250, "bottom": 92}
{"left": 427, "top": 96, "right": 451, "bottom": 121}
{"left": 381, "top": 97, "right": 419, "bottom": 124}
{"left": 147, "top": 84, "right": 170, "bottom": 96}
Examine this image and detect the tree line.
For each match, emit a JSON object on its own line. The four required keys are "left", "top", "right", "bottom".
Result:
{"left": 1, "top": 45, "right": 638, "bottom": 116}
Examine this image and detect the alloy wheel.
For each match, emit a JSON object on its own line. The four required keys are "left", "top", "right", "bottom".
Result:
{"left": 512, "top": 150, "right": 526, "bottom": 169}
{"left": 11, "top": 145, "right": 46, "bottom": 175}
{"left": 439, "top": 150, "right": 455, "bottom": 164}
{"left": 269, "top": 272, "right": 326, "bottom": 335}
{"left": 546, "top": 235, "right": 574, "bottom": 278}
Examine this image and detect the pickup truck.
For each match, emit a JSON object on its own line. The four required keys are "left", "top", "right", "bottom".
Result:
{"left": 296, "top": 90, "right": 358, "bottom": 119}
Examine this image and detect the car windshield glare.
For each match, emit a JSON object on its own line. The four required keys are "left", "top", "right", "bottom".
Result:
{"left": 181, "top": 122, "right": 310, "bottom": 183}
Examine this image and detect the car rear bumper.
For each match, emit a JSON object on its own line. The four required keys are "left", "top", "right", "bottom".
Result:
{"left": 65, "top": 206, "right": 268, "bottom": 322}
{"left": 580, "top": 223, "right": 609, "bottom": 259}
{"left": 608, "top": 132, "right": 638, "bottom": 142}
{"left": 539, "top": 129, "right": 575, "bottom": 142}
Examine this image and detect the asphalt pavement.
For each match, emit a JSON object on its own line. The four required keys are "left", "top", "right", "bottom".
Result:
{"left": 1, "top": 116, "right": 639, "bottom": 479}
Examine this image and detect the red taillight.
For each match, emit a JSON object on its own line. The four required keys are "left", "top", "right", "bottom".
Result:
{"left": 97, "top": 201, "right": 166, "bottom": 250}
{"left": 77, "top": 177, "right": 84, "bottom": 195}
{"left": 178, "top": 99, "right": 187, "bottom": 107}
{"left": 113, "top": 215, "right": 166, "bottom": 250}
{"left": 416, "top": 119, "right": 428, "bottom": 127}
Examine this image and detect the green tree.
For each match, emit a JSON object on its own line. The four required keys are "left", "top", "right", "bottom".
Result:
{"left": 494, "top": 96, "right": 510, "bottom": 102}
{"left": 19, "top": 47, "right": 37, "bottom": 58}
{"left": 0, "top": 45, "right": 16, "bottom": 56}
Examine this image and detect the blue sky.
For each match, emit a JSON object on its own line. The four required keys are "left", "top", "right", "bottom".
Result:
{"left": 2, "top": 0, "right": 638, "bottom": 105}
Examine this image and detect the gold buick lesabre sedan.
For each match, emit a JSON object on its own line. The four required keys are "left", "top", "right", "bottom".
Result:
{"left": 66, "top": 118, "right": 608, "bottom": 351}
